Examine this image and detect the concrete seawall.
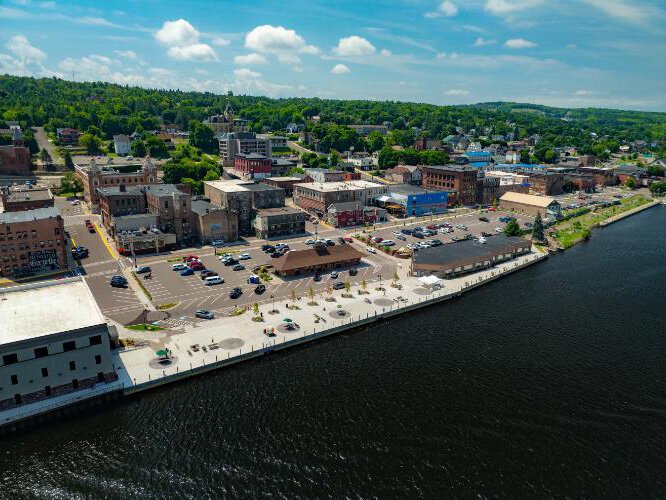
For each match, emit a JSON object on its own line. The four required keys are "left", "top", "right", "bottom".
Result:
{"left": 124, "top": 253, "right": 547, "bottom": 396}
{"left": 598, "top": 199, "right": 660, "bottom": 227}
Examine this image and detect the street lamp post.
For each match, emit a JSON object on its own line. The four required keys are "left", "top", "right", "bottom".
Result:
{"left": 271, "top": 294, "right": 275, "bottom": 312}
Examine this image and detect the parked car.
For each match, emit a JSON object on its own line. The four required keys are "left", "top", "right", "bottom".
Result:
{"left": 180, "top": 268, "right": 194, "bottom": 276}
{"left": 211, "top": 240, "right": 225, "bottom": 247}
{"left": 325, "top": 240, "right": 335, "bottom": 246}
{"left": 110, "top": 275, "right": 127, "bottom": 287}
{"left": 313, "top": 273, "right": 322, "bottom": 281}
{"left": 412, "top": 232, "right": 424, "bottom": 239}
{"left": 204, "top": 276, "right": 223, "bottom": 286}
{"left": 479, "top": 216, "right": 490, "bottom": 222}
{"left": 488, "top": 207, "right": 496, "bottom": 212}
{"left": 195, "top": 309, "right": 214, "bottom": 320}
{"left": 229, "top": 287, "right": 243, "bottom": 299}
{"left": 232, "top": 264, "right": 245, "bottom": 271}
{"left": 397, "top": 234, "right": 407, "bottom": 241}
{"left": 182, "top": 254, "right": 199, "bottom": 262}
{"left": 427, "top": 239, "right": 442, "bottom": 247}
{"left": 332, "top": 282, "right": 345, "bottom": 290}
{"left": 344, "top": 237, "right": 353, "bottom": 243}
{"left": 171, "top": 262, "right": 186, "bottom": 271}
{"left": 349, "top": 269, "right": 358, "bottom": 276}
{"left": 188, "top": 261, "right": 205, "bottom": 271}
{"left": 261, "top": 244, "right": 274, "bottom": 251}
{"left": 274, "top": 243, "right": 288, "bottom": 249}
{"left": 136, "top": 265, "right": 151, "bottom": 274}
{"left": 402, "top": 228, "right": 414, "bottom": 235}
{"left": 224, "top": 258, "right": 239, "bottom": 266}
{"left": 426, "top": 224, "right": 438, "bottom": 230}
{"left": 304, "top": 239, "right": 315, "bottom": 245}
{"left": 200, "top": 270, "right": 218, "bottom": 279}
{"left": 239, "top": 253, "right": 251, "bottom": 260}
{"left": 366, "top": 246, "right": 377, "bottom": 254}
{"left": 255, "top": 284, "right": 266, "bottom": 294}
{"left": 270, "top": 252, "right": 282, "bottom": 258}
{"left": 392, "top": 230, "right": 402, "bottom": 236}
{"left": 330, "top": 271, "right": 339, "bottom": 279}
{"left": 382, "top": 240, "right": 395, "bottom": 246}
{"left": 495, "top": 227, "right": 503, "bottom": 233}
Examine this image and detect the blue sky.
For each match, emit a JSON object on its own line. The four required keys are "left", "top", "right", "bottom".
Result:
{"left": 1, "top": 0, "right": 665, "bottom": 111}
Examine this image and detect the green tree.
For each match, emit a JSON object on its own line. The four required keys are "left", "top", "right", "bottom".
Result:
{"left": 131, "top": 140, "right": 146, "bottom": 157}
{"left": 203, "top": 169, "right": 219, "bottom": 181}
{"left": 308, "top": 287, "right": 315, "bottom": 302}
{"left": 63, "top": 150, "right": 74, "bottom": 170}
{"left": 366, "top": 130, "right": 385, "bottom": 153}
{"left": 145, "top": 135, "right": 169, "bottom": 158}
{"left": 503, "top": 218, "right": 522, "bottom": 237}
{"left": 188, "top": 120, "right": 218, "bottom": 153}
{"left": 60, "top": 171, "right": 83, "bottom": 196}
{"left": 648, "top": 180, "right": 666, "bottom": 196}
{"left": 39, "top": 148, "right": 52, "bottom": 163}
{"left": 344, "top": 280, "right": 351, "bottom": 294}
{"left": 253, "top": 303, "right": 259, "bottom": 316}
{"left": 79, "top": 133, "right": 102, "bottom": 154}
{"left": 328, "top": 150, "right": 341, "bottom": 167}
{"left": 532, "top": 212, "right": 545, "bottom": 243}
{"left": 625, "top": 177, "right": 636, "bottom": 189}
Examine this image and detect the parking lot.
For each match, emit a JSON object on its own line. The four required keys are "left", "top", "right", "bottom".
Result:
{"left": 131, "top": 237, "right": 396, "bottom": 323}
{"left": 353, "top": 210, "right": 534, "bottom": 251}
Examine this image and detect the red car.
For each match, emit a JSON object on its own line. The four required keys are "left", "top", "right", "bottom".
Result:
{"left": 182, "top": 254, "right": 199, "bottom": 262}
{"left": 426, "top": 224, "right": 438, "bottom": 230}
{"left": 371, "top": 236, "right": 383, "bottom": 243}
{"left": 488, "top": 207, "right": 496, "bottom": 212}
{"left": 188, "top": 261, "right": 205, "bottom": 271}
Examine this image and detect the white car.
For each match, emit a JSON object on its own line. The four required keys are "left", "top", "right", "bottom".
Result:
{"left": 211, "top": 239, "right": 225, "bottom": 247}
{"left": 366, "top": 246, "right": 377, "bottom": 254}
{"left": 70, "top": 200, "right": 80, "bottom": 206}
{"left": 172, "top": 263, "right": 187, "bottom": 271}
{"left": 382, "top": 240, "right": 396, "bottom": 246}
{"left": 239, "top": 253, "right": 251, "bottom": 260}
{"left": 418, "top": 242, "right": 431, "bottom": 248}
{"left": 304, "top": 239, "right": 315, "bottom": 245}
{"left": 125, "top": 155, "right": 133, "bottom": 161}
{"left": 392, "top": 230, "right": 401, "bottom": 236}
{"left": 275, "top": 243, "right": 288, "bottom": 249}
{"left": 495, "top": 227, "right": 503, "bottom": 233}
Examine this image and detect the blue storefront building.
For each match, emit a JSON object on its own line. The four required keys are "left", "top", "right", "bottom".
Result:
{"left": 384, "top": 186, "right": 449, "bottom": 216}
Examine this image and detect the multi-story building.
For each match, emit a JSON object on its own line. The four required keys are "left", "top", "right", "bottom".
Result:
{"left": 271, "top": 157, "right": 297, "bottom": 176}
{"left": 305, "top": 168, "right": 344, "bottom": 183}
{"left": 112, "top": 214, "right": 178, "bottom": 256}
{"left": 421, "top": 165, "right": 478, "bottom": 206}
{"left": 113, "top": 134, "right": 131, "bottom": 155}
{"left": 563, "top": 173, "right": 596, "bottom": 192}
{"left": 482, "top": 171, "right": 530, "bottom": 201}
{"left": 0, "top": 185, "right": 54, "bottom": 212}
{"left": 204, "top": 180, "right": 285, "bottom": 235}
{"left": 326, "top": 202, "right": 387, "bottom": 227}
{"left": 260, "top": 176, "right": 312, "bottom": 197}
{"left": 144, "top": 184, "right": 193, "bottom": 244}
{"left": 0, "top": 207, "right": 67, "bottom": 278}
{"left": 97, "top": 185, "right": 147, "bottom": 229}
{"left": 0, "top": 144, "right": 32, "bottom": 176}
{"left": 384, "top": 185, "right": 450, "bottom": 216}
{"left": 257, "top": 134, "right": 288, "bottom": 150}
{"left": 233, "top": 153, "right": 272, "bottom": 180}
{"left": 0, "top": 279, "right": 119, "bottom": 414}
{"left": 293, "top": 181, "right": 388, "bottom": 215}
{"left": 528, "top": 173, "right": 565, "bottom": 196}
{"left": 190, "top": 199, "right": 238, "bottom": 244}
{"left": 476, "top": 174, "right": 500, "bottom": 206}
{"left": 76, "top": 156, "right": 157, "bottom": 212}
{"left": 218, "top": 132, "right": 271, "bottom": 167}
{"left": 56, "top": 128, "right": 81, "bottom": 145}
{"left": 253, "top": 207, "right": 307, "bottom": 239}
{"left": 385, "top": 165, "right": 421, "bottom": 185}
{"left": 203, "top": 102, "right": 250, "bottom": 135}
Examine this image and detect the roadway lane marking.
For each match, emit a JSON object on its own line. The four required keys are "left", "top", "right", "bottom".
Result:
{"left": 93, "top": 222, "right": 119, "bottom": 260}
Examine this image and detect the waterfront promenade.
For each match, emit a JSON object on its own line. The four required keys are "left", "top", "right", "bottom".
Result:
{"left": 114, "top": 250, "right": 546, "bottom": 394}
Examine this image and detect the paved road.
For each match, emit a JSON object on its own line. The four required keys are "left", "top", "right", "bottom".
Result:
{"left": 33, "top": 126, "right": 60, "bottom": 164}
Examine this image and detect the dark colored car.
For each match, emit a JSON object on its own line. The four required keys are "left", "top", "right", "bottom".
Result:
{"left": 224, "top": 258, "right": 239, "bottom": 266}
{"left": 402, "top": 229, "right": 414, "bottom": 235}
{"left": 270, "top": 252, "right": 282, "bottom": 258}
{"left": 349, "top": 269, "right": 358, "bottom": 276}
{"left": 412, "top": 232, "right": 424, "bottom": 239}
{"left": 136, "top": 265, "right": 151, "bottom": 274}
{"left": 255, "top": 284, "right": 266, "bottom": 294}
{"left": 195, "top": 309, "right": 214, "bottom": 320}
{"left": 71, "top": 246, "right": 89, "bottom": 259}
{"left": 479, "top": 216, "right": 490, "bottom": 222}
{"left": 232, "top": 264, "right": 245, "bottom": 271}
{"left": 325, "top": 240, "right": 335, "bottom": 246}
{"left": 88, "top": 225, "right": 96, "bottom": 233}
{"left": 110, "top": 275, "right": 127, "bottom": 288}
{"left": 332, "top": 282, "right": 345, "bottom": 290}
{"left": 200, "top": 270, "right": 218, "bottom": 279}
{"left": 313, "top": 274, "right": 322, "bottom": 282}
{"left": 261, "top": 244, "right": 273, "bottom": 251}
{"left": 180, "top": 268, "right": 194, "bottom": 276}
{"left": 230, "top": 287, "right": 243, "bottom": 299}
{"left": 429, "top": 240, "right": 442, "bottom": 247}
{"left": 263, "top": 246, "right": 276, "bottom": 253}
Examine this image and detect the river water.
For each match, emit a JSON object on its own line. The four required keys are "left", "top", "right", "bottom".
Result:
{"left": 1, "top": 206, "right": 664, "bottom": 499}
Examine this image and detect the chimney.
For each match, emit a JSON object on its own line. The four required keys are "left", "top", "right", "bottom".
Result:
{"left": 119, "top": 184, "right": 126, "bottom": 192}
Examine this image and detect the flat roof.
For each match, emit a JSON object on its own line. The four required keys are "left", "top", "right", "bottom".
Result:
{"left": 4, "top": 188, "right": 53, "bottom": 203}
{"left": 0, "top": 279, "right": 106, "bottom": 346}
{"left": 294, "top": 181, "right": 382, "bottom": 193}
{"left": 262, "top": 176, "right": 303, "bottom": 182}
{"left": 413, "top": 235, "right": 530, "bottom": 267}
{"left": 255, "top": 206, "right": 305, "bottom": 216}
{"left": 500, "top": 191, "right": 558, "bottom": 207}
{"left": 0, "top": 206, "right": 60, "bottom": 224}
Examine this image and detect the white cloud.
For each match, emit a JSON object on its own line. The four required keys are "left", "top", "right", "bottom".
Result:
{"left": 167, "top": 44, "right": 218, "bottom": 61}
{"left": 212, "top": 37, "right": 231, "bottom": 46}
{"left": 114, "top": 50, "right": 138, "bottom": 59}
{"left": 380, "top": 49, "right": 392, "bottom": 56}
{"left": 504, "top": 38, "right": 537, "bottom": 49}
{"left": 233, "top": 53, "right": 267, "bottom": 65}
{"left": 7, "top": 35, "right": 46, "bottom": 62}
{"left": 330, "top": 63, "right": 350, "bottom": 74}
{"left": 245, "top": 25, "right": 318, "bottom": 63}
{"left": 76, "top": 17, "right": 119, "bottom": 27}
{"left": 474, "top": 37, "right": 497, "bottom": 46}
{"left": 40, "top": 1, "right": 56, "bottom": 8}
{"left": 333, "top": 36, "right": 376, "bottom": 57}
{"left": 155, "top": 19, "right": 200, "bottom": 46}
{"left": 195, "top": 68, "right": 210, "bottom": 76}
{"left": 445, "top": 89, "right": 470, "bottom": 95}
{"left": 234, "top": 67, "right": 261, "bottom": 79}
{"left": 582, "top": 0, "right": 650, "bottom": 25}
{"left": 425, "top": 1, "right": 458, "bottom": 18}
{"left": 484, "top": 0, "right": 542, "bottom": 15}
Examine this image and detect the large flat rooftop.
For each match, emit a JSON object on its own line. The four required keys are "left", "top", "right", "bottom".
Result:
{"left": 0, "top": 278, "right": 106, "bottom": 347}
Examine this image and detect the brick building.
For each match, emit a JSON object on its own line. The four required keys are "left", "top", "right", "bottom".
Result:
{"left": 253, "top": 207, "right": 307, "bottom": 239}
{"left": 0, "top": 145, "right": 32, "bottom": 176}
{"left": 218, "top": 132, "right": 271, "bottom": 167}
{"left": 0, "top": 185, "right": 54, "bottom": 212}
{"left": 261, "top": 176, "right": 312, "bottom": 196}
{"left": 56, "top": 128, "right": 81, "bottom": 145}
{"left": 190, "top": 199, "right": 238, "bottom": 244}
{"left": 144, "top": 184, "right": 193, "bottom": 243}
{"left": 293, "top": 181, "right": 388, "bottom": 215}
{"left": 326, "top": 202, "right": 387, "bottom": 228}
{"left": 0, "top": 207, "right": 67, "bottom": 278}
{"left": 76, "top": 157, "right": 157, "bottom": 212}
{"left": 97, "top": 185, "right": 147, "bottom": 229}
{"left": 233, "top": 153, "right": 272, "bottom": 180}
{"left": 528, "top": 173, "right": 565, "bottom": 196}
{"left": 421, "top": 165, "right": 478, "bottom": 206}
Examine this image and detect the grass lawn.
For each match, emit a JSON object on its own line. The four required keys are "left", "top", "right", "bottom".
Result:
{"left": 126, "top": 323, "right": 163, "bottom": 331}
{"left": 551, "top": 195, "right": 650, "bottom": 248}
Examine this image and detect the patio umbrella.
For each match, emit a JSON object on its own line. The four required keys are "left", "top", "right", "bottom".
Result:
{"left": 155, "top": 349, "right": 168, "bottom": 357}
{"left": 283, "top": 318, "right": 292, "bottom": 323}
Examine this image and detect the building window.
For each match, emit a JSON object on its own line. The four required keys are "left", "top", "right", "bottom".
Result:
{"left": 95, "top": 354, "right": 102, "bottom": 365}
{"left": 97, "top": 372, "right": 105, "bottom": 383}
{"left": 72, "top": 379, "right": 79, "bottom": 389}
{"left": 11, "top": 374, "right": 18, "bottom": 385}
{"left": 69, "top": 361, "right": 76, "bottom": 370}
{"left": 63, "top": 340, "right": 76, "bottom": 352}
{"left": 89, "top": 335, "right": 102, "bottom": 346}
{"left": 2, "top": 353, "right": 18, "bottom": 365}
{"left": 34, "top": 346, "right": 48, "bottom": 358}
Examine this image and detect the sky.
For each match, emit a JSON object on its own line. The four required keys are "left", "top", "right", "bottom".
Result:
{"left": 1, "top": 0, "right": 665, "bottom": 111}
